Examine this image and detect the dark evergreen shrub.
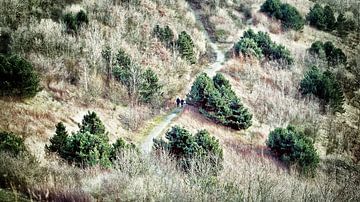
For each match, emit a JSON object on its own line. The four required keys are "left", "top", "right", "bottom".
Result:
{"left": 260, "top": 0, "right": 281, "bottom": 17}
{"left": 0, "top": 131, "right": 26, "bottom": 156}
{"left": 234, "top": 29, "right": 293, "bottom": 65}
{"left": 177, "top": 31, "right": 196, "bottom": 64}
{"left": 260, "top": 0, "right": 304, "bottom": 31}
{"left": 234, "top": 38, "right": 263, "bottom": 59}
{"left": 300, "top": 66, "right": 345, "bottom": 113}
{"left": 309, "top": 41, "right": 324, "bottom": 56}
{"left": 75, "top": 10, "right": 89, "bottom": 27}
{"left": 153, "top": 125, "right": 223, "bottom": 174}
{"left": 47, "top": 112, "right": 137, "bottom": 167}
{"left": 307, "top": 4, "right": 336, "bottom": 32}
{"left": 110, "top": 138, "right": 137, "bottom": 161}
{"left": 335, "top": 12, "right": 355, "bottom": 37}
{"left": 63, "top": 13, "right": 77, "bottom": 33}
{"left": 139, "top": 68, "right": 162, "bottom": 103}
{"left": 113, "top": 49, "right": 133, "bottom": 95}
{"left": 46, "top": 122, "right": 68, "bottom": 155}
{"left": 306, "top": 3, "right": 326, "bottom": 30}
{"left": 0, "top": 54, "right": 40, "bottom": 98}
{"left": 267, "top": 125, "right": 319, "bottom": 176}
{"left": 63, "top": 10, "right": 88, "bottom": 33}
{"left": 79, "top": 111, "right": 107, "bottom": 137}
{"left": 278, "top": 3, "right": 305, "bottom": 31}
{"left": 309, "top": 41, "right": 347, "bottom": 66}
{"left": 323, "top": 5, "right": 336, "bottom": 31}
{"left": 0, "top": 29, "right": 11, "bottom": 54}
{"left": 187, "top": 73, "right": 252, "bottom": 130}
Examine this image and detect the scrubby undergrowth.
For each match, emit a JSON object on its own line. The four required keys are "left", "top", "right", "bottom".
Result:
{"left": 0, "top": 148, "right": 359, "bottom": 201}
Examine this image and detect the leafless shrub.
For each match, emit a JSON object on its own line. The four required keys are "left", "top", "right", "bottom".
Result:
{"left": 119, "top": 105, "right": 152, "bottom": 130}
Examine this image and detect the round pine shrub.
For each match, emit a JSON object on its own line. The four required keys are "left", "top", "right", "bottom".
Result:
{"left": 306, "top": 3, "right": 326, "bottom": 30}
{"left": 300, "top": 66, "right": 345, "bottom": 113}
{"left": 267, "top": 125, "right": 319, "bottom": 176}
{"left": 154, "top": 126, "right": 223, "bottom": 174}
{"left": 0, "top": 131, "right": 26, "bottom": 156}
{"left": 47, "top": 112, "right": 137, "bottom": 167}
{"left": 260, "top": 0, "right": 281, "bottom": 17}
{"left": 278, "top": 3, "right": 304, "bottom": 31}
{"left": 234, "top": 38, "right": 263, "bottom": 59}
{"left": 187, "top": 73, "right": 252, "bottom": 130}
{"left": 234, "top": 29, "right": 294, "bottom": 65}
{"left": 309, "top": 41, "right": 347, "bottom": 66}
{"left": 0, "top": 54, "right": 40, "bottom": 98}
{"left": 177, "top": 31, "right": 196, "bottom": 64}
{"left": 260, "top": 0, "right": 304, "bottom": 31}
{"left": 46, "top": 122, "right": 68, "bottom": 155}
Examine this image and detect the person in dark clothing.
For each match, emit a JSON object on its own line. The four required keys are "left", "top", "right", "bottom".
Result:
{"left": 176, "top": 98, "right": 180, "bottom": 107}
{"left": 180, "top": 99, "right": 185, "bottom": 107}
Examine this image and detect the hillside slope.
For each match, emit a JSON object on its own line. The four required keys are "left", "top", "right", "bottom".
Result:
{"left": 0, "top": 0, "right": 210, "bottom": 160}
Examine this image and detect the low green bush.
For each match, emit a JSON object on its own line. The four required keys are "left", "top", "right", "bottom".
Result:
{"left": 336, "top": 12, "right": 356, "bottom": 38}
{"left": 47, "top": 112, "right": 137, "bottom": 167}
{"left": 177, "top": 31, "right": 196, "bottom": 64}
{"left": 234, "top": 29, "right": 293, "bottom": 65}
{"left": 309, "top": 41, "right": 347, "bottom": 66}
{"left": 278, "top": 3, "right": 305, "bottom": 31}
{"left": 0, "top": 131, "right": 26, "bottom": 156}
{"left": 234, "top": 38, "right": 263, "bottom": 59}
{"left": 63, "top": 10, "right": 88, "bottom": 34}
{"left": 139, "top": 68, "right": 163, "bottom": 103}
{"left": 187, "top": 73, "right": 252, "bottom": 130}
{"left": 153, "top": 125, "right": 223, "bottom": 174}
{"left": 300, "top": 66, "right": 344, "bottom": 113}
{"left": 46, "top": 122, "right": 68, "bottom": 155}
{"left": 260, "top": 0, "right": 304, "bottom": 31}
{"left": 307, "top": 4, "right": 355, "bottom": 37}
{"left": 267, "top": 125, "right": 319, "bottom": 176}
{"left": 0, "top": 54, "right": 40, "bottom": 98}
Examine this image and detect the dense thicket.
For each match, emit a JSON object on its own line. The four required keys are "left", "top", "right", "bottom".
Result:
{"left": 267, "top": 125, "right": 319, "bottom": 176}
{"left": 0, "top": 54, "right": 40, "bottom": 98}
{"left": 260, "top": 0, "right": 304, "bottom": 31}
{"left": 47, "top": 112, "right": 137, "bottom": 167}
{"left": 0, "top": 131, "right": 26, "bottom": 156}
{"left": 187, "top": 73, "right": 252, "bottom": 130}
{"left": 309, "top": 41, "right": 347, "bottom": 66}
{"left": 234, "top": 29, "right": 293, "bottom": 65}
{"left": 154, "top": 125, "right": 223, "bottom": 174}
{"left": 300, "top": 66, "right": 345, "bottom": 113}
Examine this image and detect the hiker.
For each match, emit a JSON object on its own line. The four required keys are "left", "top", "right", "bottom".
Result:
{"left": 176, "top": 97, "right": 180, "bottom": 107}
{"left": 180, "top": 99, "right": 185, "bottom": 107}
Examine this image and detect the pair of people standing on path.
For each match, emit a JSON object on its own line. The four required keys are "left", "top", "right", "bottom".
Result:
{"left": 176, "top": 98, "right": 185, "bottom": 107}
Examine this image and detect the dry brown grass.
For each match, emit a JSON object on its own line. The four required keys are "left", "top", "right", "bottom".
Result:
{"left": 1, "top": 140, "right": 359, "bottom": 202}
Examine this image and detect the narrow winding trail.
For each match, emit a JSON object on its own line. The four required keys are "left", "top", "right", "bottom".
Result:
{"left": 140, "top": 8, "right": 226, "bottom": 154}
